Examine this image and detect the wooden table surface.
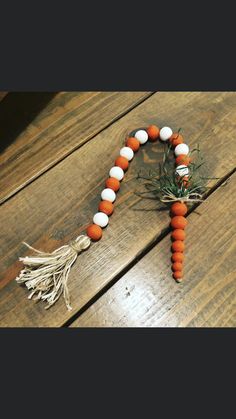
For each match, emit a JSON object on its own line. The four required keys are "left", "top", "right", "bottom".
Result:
{"left": 0, "top": 92, "right": 235, "bottom": 327}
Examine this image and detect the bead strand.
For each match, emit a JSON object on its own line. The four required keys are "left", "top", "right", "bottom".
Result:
{"left": 169, "top": 128, "right": 191, "bottom": 281}
{"left": 86, "top": 123, "right": 192, "bottom": 285}
{"left": 151, "top": 124, "right": 190, "bottom": 281}
{"left": 86, "top": 127, "right": 159, "bottom": 241}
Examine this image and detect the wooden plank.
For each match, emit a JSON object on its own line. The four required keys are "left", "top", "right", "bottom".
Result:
{"left": 0, "top": 92, "right": 8, "bottom": 102}
{"left": 0, "top": 92, "right": 236, "bottom": 327}
{"left": 72, "top": 172, "right": 236, "bottom": 328}
{"left": 0, "top": 91, "right": 151, "bottom": 204}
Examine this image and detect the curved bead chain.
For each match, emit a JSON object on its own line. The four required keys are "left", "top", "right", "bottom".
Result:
{"left": 86, "top": 125, "right": 190, "bottom": 236}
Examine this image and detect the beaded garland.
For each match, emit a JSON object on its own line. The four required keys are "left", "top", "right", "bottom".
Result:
{"left": 86, "top": 124, "right": 190, "bottom": 283}
{"left": 16, "top": 123, "right": 203, "bottom": 310}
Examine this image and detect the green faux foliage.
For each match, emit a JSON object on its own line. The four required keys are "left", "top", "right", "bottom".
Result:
{"left": 137, "top": 144, "right": 218, "bottom": 203}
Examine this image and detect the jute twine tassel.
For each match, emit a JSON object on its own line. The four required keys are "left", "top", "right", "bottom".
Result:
{"left": 15, "top": 235, "right": 91, "bottom": 310}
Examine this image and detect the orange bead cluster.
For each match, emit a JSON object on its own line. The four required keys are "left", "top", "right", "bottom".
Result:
{"left": 169, "top": 130, "right": 191, "bottom": 281}
{"left": 158, "top": 128, "right": 192, "bottom": 281}
{"left": 170, "top": 203, "right": 188, "bottom": 281}
{"left": 86, "top": 125, "right": 160, "bottom": 241}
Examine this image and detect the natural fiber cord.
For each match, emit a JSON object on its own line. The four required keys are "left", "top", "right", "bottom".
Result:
{"left": 16, "top": 235, "right": 91, "bottom": 310}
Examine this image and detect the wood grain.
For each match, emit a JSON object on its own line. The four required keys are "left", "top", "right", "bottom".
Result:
{"left": 0, "top": 92, "right": 236, "bottom": 327}
{"left": 0, "top": 92, "right": 7, "bottom": 102}
{"left": 0, "top": 91, "right": 151, "bottom": 204}
{"left": 72, "top": 172, "right": 236, "bottom": 328}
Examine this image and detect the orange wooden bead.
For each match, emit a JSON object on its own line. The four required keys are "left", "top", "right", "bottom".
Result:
{"left": 171, "top": 240, "right": 185, "bottom": 252}
{"left": 172, "top": 262, "right": 183, "bottom": 271}
{"left": 175, "top": 154, "right": 192, "bottom": 166}
{"left": 115, "top": 156, "right": 129, "bottom": 171}
{"left": 171, "top": 216, "right": 188, "bottom": 229}
{"left": 86, "top": 224, "right": 103, "bottom": 241}
{"left": 171, "top": 202, "right": 188, "bottom": 216}
{"left": 147, "top": 125, "right": 160, "bottom": 142}
{"left": 171, "top": 229, "right": 186, "bottom": 241}
{"left": 126, "top": 137, "right": 140, "bottom": 152}
{"left": 182, "top": 176, "right": 189, "bottom": 187}
{"left": 98, "top": 200, "right": 114, "bottom": 216}
{"left": 173, "top": 271, "right": 183, "bottom": 281}
{"left": 171, "top": 252, "right": 184, "bottom": 263}
{"left": 177, "top": 176, "right": 190, "bottom": 187}
{"left": 105, "top": 177, "right": 120, "bottom": 192}
{"left": 170, "top": 132, "right": 184, "bottom": 147}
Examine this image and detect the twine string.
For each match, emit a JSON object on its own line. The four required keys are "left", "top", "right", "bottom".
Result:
{"left": 16, "top": 235, "right": 91, "bottom": 310}
{"left": 160, "top": 192, "right": 203, "bottom": 203}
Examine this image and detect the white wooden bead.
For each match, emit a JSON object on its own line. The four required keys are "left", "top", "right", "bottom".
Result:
{"left": 109, "top": 166, "right": 124, "bottom": 181}
{"left": 101, "top": 188, "right": 116, "bottom": 202}
{"left": 174, "top": 143, "right": 189, "bottom": 156}
{"left": 175, "top": 165, "right": 189, "bottom": 177}
{"left": 120, "top": 146, "right": 134, "bottom": 161}
{"left": 135, "top": 129, "right": 148, "bottom": 144}
{"left": 93, "top": 212, "right": 109, "bottom": 228}
{"left": 159, "top": 126, "right": 173, "bottom": 141}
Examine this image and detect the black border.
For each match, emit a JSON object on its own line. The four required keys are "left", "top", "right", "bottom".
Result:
{"left": 0, "top": 3, "right": 235, "bottom": 91}
{"left": 2, "top": 328, "right": 235, "bottom": 409}
{"left": 1, "top": 6, "right": 235, "bottom": 408}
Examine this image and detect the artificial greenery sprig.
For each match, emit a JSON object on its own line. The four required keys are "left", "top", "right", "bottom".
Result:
{"left": 137, "top": 144, "right": 213, "bottom": 204}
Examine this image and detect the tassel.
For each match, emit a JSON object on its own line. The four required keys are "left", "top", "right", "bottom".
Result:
{"left": 15, "top": 235, "right": 91, "bottom": 310}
